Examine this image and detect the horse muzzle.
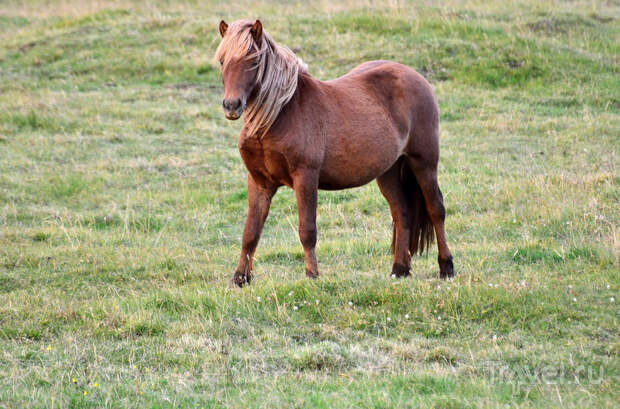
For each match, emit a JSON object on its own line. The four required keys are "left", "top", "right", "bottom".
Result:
{"left": 225, "top": 111, "right": 242, "bottom": 120}
{"left": 222, "top": 98, "right": 245, "bottom": 120}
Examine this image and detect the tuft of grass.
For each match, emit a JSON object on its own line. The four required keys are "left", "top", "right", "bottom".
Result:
{"left": 129, "top": 321, "right": 166, "bottom": 337}
{"left": 31, "top": 231, "right": 51, "bottom": 242}
{"left": 290, "top": 341, "right": 354, "bottom": 371}
{"left": 0, "top": 111, "right": 65, "bottom": 133}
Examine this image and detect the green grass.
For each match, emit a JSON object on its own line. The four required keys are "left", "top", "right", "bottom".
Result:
{"left": 0, "top": 0, "right": 618, "bottom": 407}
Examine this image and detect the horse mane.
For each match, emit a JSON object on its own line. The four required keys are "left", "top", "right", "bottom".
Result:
{"left": 214, "top": 20, "right": 307, "bottom": 138}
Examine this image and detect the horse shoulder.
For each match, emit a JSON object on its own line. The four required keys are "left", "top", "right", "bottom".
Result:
{"left": 268, "top": 79, "right": 327, "bottom": 169}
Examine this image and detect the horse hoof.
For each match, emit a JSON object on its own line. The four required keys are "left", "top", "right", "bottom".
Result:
{"left": 232, "top": 271, "right": 250, "bottom": 287}
{"left": 305, "top": 269, "right": 319, "bottom": 279}
{"left": 391, "top": 263, "right": 411, "bottom": 278}
{"left": 439, "top": 256, "right": 454, "bottom": 280}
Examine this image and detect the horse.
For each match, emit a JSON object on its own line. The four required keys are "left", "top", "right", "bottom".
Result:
{"left": 215, "top": 19, "right": 454, "bottom": 287}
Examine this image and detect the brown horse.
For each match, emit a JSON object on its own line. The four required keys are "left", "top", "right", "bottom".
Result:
{"left": 215, "top": 19, "right": 454, "bottom": 286}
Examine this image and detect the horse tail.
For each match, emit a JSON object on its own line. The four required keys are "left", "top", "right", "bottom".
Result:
{"left": 391, "top": 157, "right": 434, "bottom": 256}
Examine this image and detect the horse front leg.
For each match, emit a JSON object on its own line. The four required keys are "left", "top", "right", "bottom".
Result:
{"left": 293, "top": 170, "right": 320, "bottom": 279}
{"left": 233, "top": 173, "right": 278, "bottom": 287}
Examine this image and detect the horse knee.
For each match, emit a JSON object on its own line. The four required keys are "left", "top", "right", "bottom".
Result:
{"left": 433, "top": 201, "right": 446, "bottom": 220}
{"left": 242, "top": 236, "right": 259, "bottom": 253}
{"left": 299, "top": 227, "right": 317, "bottom": 248}
{"left": 393, "top": 209, "right": 412, "bottom": 229}
{"left": 426, "top": 196, "right": 445, "bottom": 222}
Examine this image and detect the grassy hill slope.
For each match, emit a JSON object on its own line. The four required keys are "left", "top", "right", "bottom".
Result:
{"left": 0, "top": 1, "right": 618, "bottom": 407}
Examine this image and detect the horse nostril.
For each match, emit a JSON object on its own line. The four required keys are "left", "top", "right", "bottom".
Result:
{"left": 223, "top": 99, "right": 242, "bottom": 112}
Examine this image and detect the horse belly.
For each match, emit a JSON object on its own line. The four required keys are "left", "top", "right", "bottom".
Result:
{"left": 319, "top": 125, "right": 405, "bottom": 190}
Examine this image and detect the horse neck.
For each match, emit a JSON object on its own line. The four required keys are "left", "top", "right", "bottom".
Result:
{"left": 248, "top": 71, "right": 321, "bottom": 139}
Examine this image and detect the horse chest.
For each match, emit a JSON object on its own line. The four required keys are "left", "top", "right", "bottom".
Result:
{"left": 239, "top": 139, "right": 292, "bottom": 188}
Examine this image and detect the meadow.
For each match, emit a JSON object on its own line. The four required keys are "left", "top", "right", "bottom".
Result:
{"left": 0, "top": 0, "right": 618, "bottom": 407}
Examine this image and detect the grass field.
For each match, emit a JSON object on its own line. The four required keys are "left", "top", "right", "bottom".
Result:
{"left": 0, "top": 0, "right": 618, "bottom": 407}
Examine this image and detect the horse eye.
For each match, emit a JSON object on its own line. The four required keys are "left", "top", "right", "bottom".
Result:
{"left": 219, "top": 59, "right": 223, "bottom": 66}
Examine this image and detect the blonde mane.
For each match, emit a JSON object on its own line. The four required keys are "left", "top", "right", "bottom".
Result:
{"left": 214, "top": 20, "right": 307, "bottom": 138}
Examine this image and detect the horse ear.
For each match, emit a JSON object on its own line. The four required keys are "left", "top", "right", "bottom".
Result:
{"left": 219, "top": 20, "right": 228, "bottom": 37}
{"left": 250, "top": 19, "right": 263, "bottom": 43}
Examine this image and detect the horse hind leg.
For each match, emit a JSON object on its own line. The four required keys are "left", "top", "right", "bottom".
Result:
{"left": 377, "top": 158, "right": 412, "bottom": 278}
{"left": 406, "top": 156, "right": 454, "bottom": 279}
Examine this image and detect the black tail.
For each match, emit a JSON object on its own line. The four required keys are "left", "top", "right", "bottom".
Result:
{"left": 391, "top": 157, "right": 434, "bottom": 256}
